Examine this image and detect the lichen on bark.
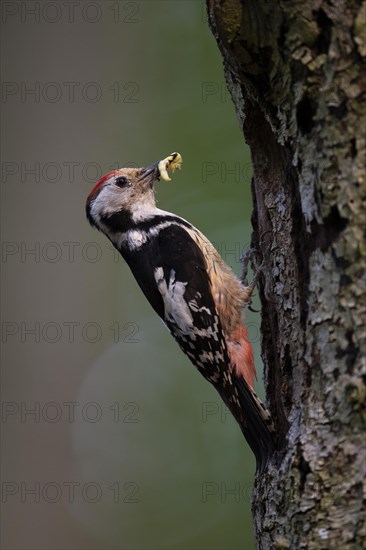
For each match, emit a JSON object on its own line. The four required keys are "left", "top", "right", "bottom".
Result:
{"left": 207, "top": 1, "right": 366, "bottom": 548}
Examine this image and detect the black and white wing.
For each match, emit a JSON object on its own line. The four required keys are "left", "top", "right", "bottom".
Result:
{"left": 123, "top": 223, "right": 231, "bottom": 384}
{"left": 121, "top": 222, "right": 274, "bottom": 471}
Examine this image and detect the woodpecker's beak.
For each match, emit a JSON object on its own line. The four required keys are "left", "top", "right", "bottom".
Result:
{"left": 139, "top": 153, "right": 182, "bottom": 186}
{"left": 139, "top": 162, "right": 160, "bottom": 183}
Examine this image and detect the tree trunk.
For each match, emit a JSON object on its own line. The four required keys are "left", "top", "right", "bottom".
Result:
{"left": 206, "top": 1, "right": 365, "bottom": 548}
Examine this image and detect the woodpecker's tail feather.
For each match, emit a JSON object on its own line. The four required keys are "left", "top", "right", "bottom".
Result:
{"left": 217, "top": 376, "right": 275, "bottom": 475}
{"left": 236, "top": 376, "right": 275, "bottom": 474}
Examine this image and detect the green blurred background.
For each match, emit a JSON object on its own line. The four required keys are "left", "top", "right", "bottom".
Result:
{"left": 1, "top": 1, "right": 262, "bottom": 548}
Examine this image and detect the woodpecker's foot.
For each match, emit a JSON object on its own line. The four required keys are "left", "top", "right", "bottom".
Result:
{"left": 248, "top": 260, "right": 264, "bottom": 291}
{"left": 240, "top": 248, "right": 257, "bottom": 287}
{"left": 240, "top": 248, "right": 264, "bottom": 287}
{"left": 240, "top": 249, "right": 264, "bottom": 310}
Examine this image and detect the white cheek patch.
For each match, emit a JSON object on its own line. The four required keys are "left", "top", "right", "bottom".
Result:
{"left": 92, "top": 187, "right": 124, "bottom": 217}
{"left": 130, "top": 193, "right": 157, "bottom": 222}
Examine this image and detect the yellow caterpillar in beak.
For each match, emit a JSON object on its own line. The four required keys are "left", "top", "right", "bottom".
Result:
{"left": 158, "top": 152, "right": 182, "bottom": 182}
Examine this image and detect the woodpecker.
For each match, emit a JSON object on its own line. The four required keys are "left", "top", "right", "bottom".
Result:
{"left": 86, "top": 152, "right": 275, "bottom": 473}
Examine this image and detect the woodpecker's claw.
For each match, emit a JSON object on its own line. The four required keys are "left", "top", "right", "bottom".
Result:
{"left": 248, "top": 260, "right": 265, "bottom": 290}
{"left": 240, "top": 248, "right": 260, "bottom": 287}
{"left": 240, "top": 248, "right": 265, "bottom": 309}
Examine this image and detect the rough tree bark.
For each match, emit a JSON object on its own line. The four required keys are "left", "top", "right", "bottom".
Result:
{"left": 207, "top": 1, "right": 365, "bottom": 548}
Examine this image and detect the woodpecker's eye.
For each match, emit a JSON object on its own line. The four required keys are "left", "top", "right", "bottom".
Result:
{"left": 115, "top": 176, "right": 130, "bottom": 188}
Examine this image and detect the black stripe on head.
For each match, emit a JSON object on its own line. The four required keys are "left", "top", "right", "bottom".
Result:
{"left": 100, "top": 209, "right": 134, "bottom": 233}
{"left": 86, "top": 201, "right": 96, "bottom": 227}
